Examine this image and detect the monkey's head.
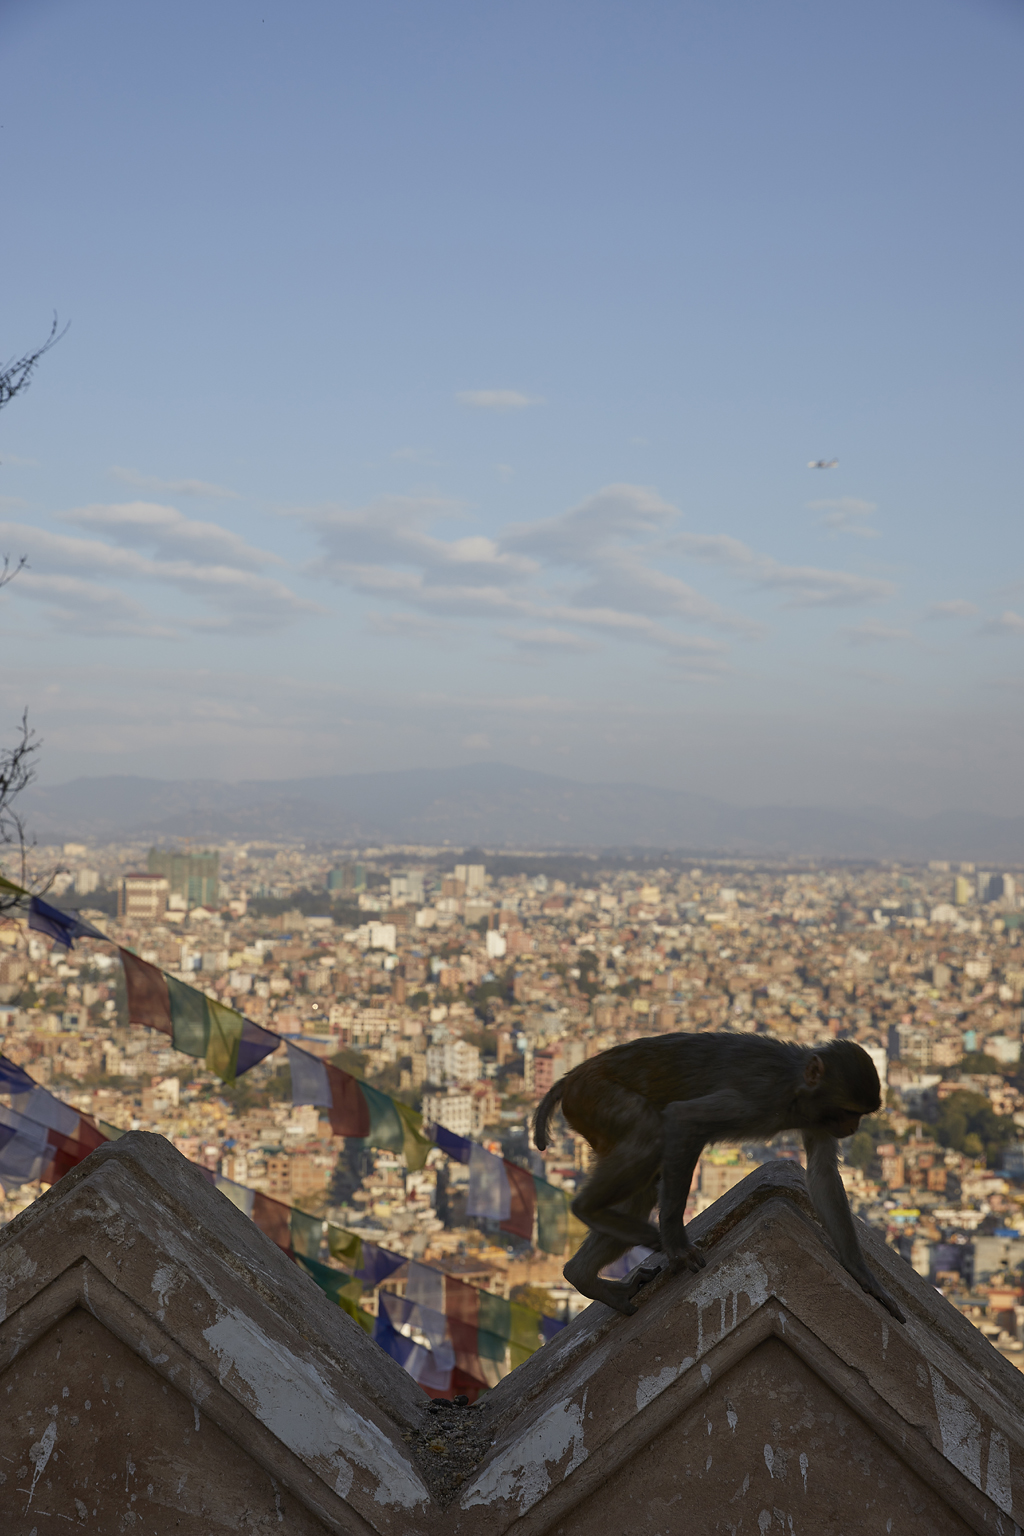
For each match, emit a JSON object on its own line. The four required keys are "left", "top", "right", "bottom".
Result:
{"left": 801, "top": 1040, "right": 882, "bottom": 1137}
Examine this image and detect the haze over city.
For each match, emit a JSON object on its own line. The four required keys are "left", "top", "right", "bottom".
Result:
{"left": 2, "top": 0, "right": 1023, "bottom": 823}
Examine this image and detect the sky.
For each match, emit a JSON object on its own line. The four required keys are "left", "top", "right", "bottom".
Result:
{"left": 1, "top": 0, "right": 1022, "bottom": 816}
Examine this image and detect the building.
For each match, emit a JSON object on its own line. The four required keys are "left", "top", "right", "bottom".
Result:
{"left": 390, "top": 871, "right": 425, "bottom": 905}
{"left": 425, "top": 1038, "right": 481, "bottom": 1086}
{"left": 328, "top": 863, "right": 365, "bottom": 893}
{"left": 117, "top": 874, "right": 169, "bottom": 921}
{"left": 74, "top": 868, "right": 100, "bottom": 895}
{"left": 422, "top": 1086, "right": 474, "bottom": 1137}
{"left": 147, "top": 848, "right": 220, "bottom": 909}
{"left": 455, "top": 863, "right": 486, "bottom": 894}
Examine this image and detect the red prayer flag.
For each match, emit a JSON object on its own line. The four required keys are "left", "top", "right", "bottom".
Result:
{"left": 43, "top": 1116, "right": 108, "bottom": 1183}
{"left": 119, "top": 948, "right": 173, "bottom": 1036}
{"left": 500, "top": 1159, "right": 536, "bottom": 1241}
{"left": 252, "top": 1192, "right": 294, "bottom": 1254}
{"left": 324, "top": 1062, "right": 371, "bottom": 1138}
{"left": 446, "top": 1276, "right": 484, "bottom": 1383}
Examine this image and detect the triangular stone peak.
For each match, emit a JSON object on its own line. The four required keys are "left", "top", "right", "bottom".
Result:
{"left": 0, "top": 1139, "right": 1021, "bottom": 1534}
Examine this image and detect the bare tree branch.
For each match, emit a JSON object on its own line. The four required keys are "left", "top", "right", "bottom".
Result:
{"left": 0, "top": 313, "right": 69, "bottom": 414}
{"left": 0, "top": 711, "right": 42, "bottom": 913}
{"left": 0, "top": 554, "right": 28, "bottom": 591}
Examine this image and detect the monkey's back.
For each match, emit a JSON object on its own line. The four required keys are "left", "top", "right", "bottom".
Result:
{"left": 558, "top": 1031, "right": 808, "bottom": 1150}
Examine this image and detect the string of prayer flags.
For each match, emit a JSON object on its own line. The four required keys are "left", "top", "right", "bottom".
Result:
{"left": 0, "top": 1081, "right": 106, "bottom": 1192}
{"left": 286, "top": 1042, "right": 434, "bottom": 1171}
{"left": 28, "top": 895, "right": 107, "bottom": 949}
{"left": 120, "top": 948, "right": 279, "bottom": 1083}
{"left": 435, "top": 1123, "right": 575, "bottom": 1252}
{"left": 294, "top": 1252, "right": 373, "bottom": 1332}
{"left": 326, "top": 1223, "right": 407, "bottom": 1286}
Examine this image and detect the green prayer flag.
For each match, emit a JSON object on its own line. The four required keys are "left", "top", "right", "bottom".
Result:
{"left": 508, "top": 1301, "right": 541, "bottom": 1368}
{"left": 289, "top": 1209, "right": 325, "bottom": 1260}
{"left": 477, "top": 1291, "right": 511, "bottom": 1363}
{"left": 206, "top": 999, "right": 244, "bottom": 1083}
{"left": 327, "top": 1225, "right": 363, "bottom": 1267}
{"left": 295, "top": 1253, "right": 372, "bottom": 1333}
{"left": 166, "top": 975, "right": 210, "bottom": 1058}
{"left": 393, "top": 1099, "right": 434, "bottom": 1173}
{"left": 361, "top": 1081, "right": 405, "bottom": 1153}
{"left": 535, "top": 1178, "right": 570, "bottom": 1255}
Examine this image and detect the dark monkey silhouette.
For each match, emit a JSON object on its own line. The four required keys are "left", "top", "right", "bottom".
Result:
{"left": 534, "top": 1032, "right": 904, "bottom": 1322}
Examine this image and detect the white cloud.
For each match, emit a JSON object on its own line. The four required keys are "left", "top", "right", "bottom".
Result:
{"left": 0, "top": 518, "right": 316, "bottom": 635}
{"left": 841, "top": 620, "right": 914, "bottom": 647}
{"left": 64, "top": 501, "right": 280, "bottom": 569}
{"left": 367, "top": 612, "right": 463, "bottom": 645}
{"left": 500, "top": 626, "right": 598, "bottom": 655}
{"left": 14, "top": 572, "right": 178, "bottom": 638}
{"left": 456, "top": 390, "right": 543, "bottom": 411}
{"left": 109, "top": 465, "right": 239, "bottom": 499}
{"left": 670, "top": 528, "right": 896, "bottom": 607}
{"left": 927, "top": 599, "right": 979, "bottom": 620}
{"left": 809, "top": 497, "right": 879, "bottom": 537}
{"left": 504, "top": 483, "right": 677, "bottom": 565}
{"left": 982, "top": 611, "right": 1024, "bottom": 636}
{"left": 299, "top": 496, "right": 537, "bottom": 587}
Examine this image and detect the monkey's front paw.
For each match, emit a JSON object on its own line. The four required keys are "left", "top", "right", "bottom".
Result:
{"left": 667, "top": 1246, "right": 706, "bottom": 1275}
{"left": 859, "top": 1271, "right": 906, "bottom": 1324}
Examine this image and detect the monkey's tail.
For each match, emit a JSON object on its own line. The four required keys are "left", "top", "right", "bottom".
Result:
{"left": 533, "top": 1078, "right": 566, "bottom": 1151}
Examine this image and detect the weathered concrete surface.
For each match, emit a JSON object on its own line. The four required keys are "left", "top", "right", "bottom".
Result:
{"left": 1, "top": 1137, "right": 1023, "bottom": 1535}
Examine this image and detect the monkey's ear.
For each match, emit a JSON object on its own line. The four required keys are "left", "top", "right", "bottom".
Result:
{"left": 804, "top": 1054, "right": 826, "bottom": 1088}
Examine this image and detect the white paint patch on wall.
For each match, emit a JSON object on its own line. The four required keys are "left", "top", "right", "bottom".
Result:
{"left": 0, "top": 1241, "right": 37, "bottom": 1323}
{"left": 985, "top": 1428, "right": 1013, "bottom": 1516}
{"left": 635, "top": 1358, "right": 694, "bottom": 1412}
{"left": 929, "top": 1366, "right": 983, "bottom": 1489}
{"left": 462, "top": 1392, "right": 589, "bottom": 1515}
{"left": 685, "top": 1252, "right": 770, "bottom": 1354}
{"left": 202, "top": 1307, "right": 428, "bottom": 1509}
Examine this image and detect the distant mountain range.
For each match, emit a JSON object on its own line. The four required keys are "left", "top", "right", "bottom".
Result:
{"left": 15, "top": 762, "right": 1024, "bottom": 863}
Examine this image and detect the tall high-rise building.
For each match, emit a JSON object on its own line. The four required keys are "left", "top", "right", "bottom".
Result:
{"left": 147, "top": 848, "right": 220, "bottom": 909}
{"left": 328, "top": 862, "right": 365, "bottom": 894}
{"left": 455, "top": 863, "right": 486, "bottom": 894}
{"left": 954, "top": 875, "right": 973, "bottom": 906}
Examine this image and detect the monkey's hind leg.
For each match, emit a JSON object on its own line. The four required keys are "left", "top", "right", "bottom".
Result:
{"left": 564, "top": 1180, "right": 660, "bottom": 1317}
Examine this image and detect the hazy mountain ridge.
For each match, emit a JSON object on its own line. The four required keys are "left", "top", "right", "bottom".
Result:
{"left": 16, "top": 763, "right": 1024, "bottom": 862}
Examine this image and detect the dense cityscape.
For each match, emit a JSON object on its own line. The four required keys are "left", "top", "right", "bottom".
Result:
{"left": 2, "top": 841, "right": 1024, "bottom": 1369}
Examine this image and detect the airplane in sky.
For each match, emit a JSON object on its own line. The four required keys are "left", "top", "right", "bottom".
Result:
{"left": 808, "top": 458, "right": 839, "bottom": 469}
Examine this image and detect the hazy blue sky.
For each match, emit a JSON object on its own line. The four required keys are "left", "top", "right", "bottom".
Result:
{"left": 2, "top": 0, "right": 1022, "bottom": 814}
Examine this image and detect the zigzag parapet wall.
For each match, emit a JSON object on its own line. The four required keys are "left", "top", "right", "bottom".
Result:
{"left": 1, "top": 1137, "right": 1021, "bottom": 1534}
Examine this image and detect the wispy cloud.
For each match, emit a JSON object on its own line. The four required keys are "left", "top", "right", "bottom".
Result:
{"left": 500, "top": 626, "right": 599, "bottom": 655}
{"left": 293, "top": 480, "right": 898, "bottom": 676}
{"left": 298, "top": 496, "right": 537, "bottom": 586}
{"left": 981, "top": 611, "right": 1024, "bottom": 636}
{"left": 1, "top": 453, "right": 39, "bottom": 468}
{"left": 505, "top": 484, "right": 676, "bottom": 564}
{"left": 456, "top": 390, "right": 543, "bottom": 411}
{"left": 841, "top": 620, "right": 914, "bottom": 647}
{"left": 670, "top": 529, "right": 896, "bottom": 606}
{"left": 0, "top": 517, "right": 316, "bottom": 635}
{"left": 64, "top": 502, "right": 280, "bottom": 569}
{"left": 14, "top": 571, "right": 178, "bottom": 638}
{"left": 109, "top": 465, "right": 239, "bottom": 499}
{"left": 927, "top": 598, "right": 979, "bottom": 620}
{"left": 808, "top": 497, "right": 880, "bottom": 538}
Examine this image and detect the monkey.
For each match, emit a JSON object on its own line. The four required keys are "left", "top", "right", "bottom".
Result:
{"left": 534, "top": 1032, "right": 905, "bottom": 1323}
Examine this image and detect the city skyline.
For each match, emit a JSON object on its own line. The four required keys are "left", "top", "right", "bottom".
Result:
{"left": 2, "top": 0, "right": 1022, "bottom": 814}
